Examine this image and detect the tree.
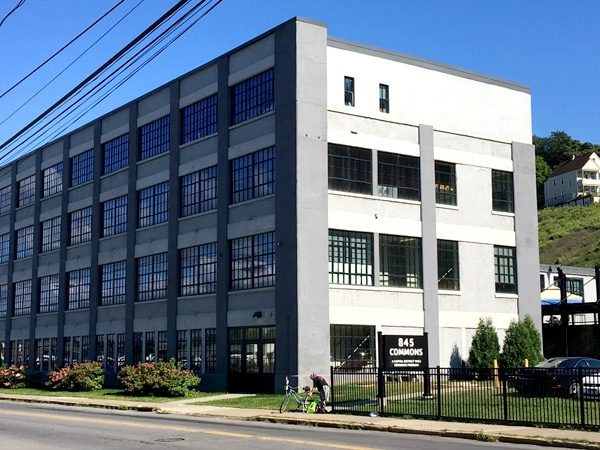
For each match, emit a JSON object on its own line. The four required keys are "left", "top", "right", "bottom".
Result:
{"left": 534, "top": 131, "right": 600, "bottom": 170}
{"left": 500, "top": 315, "right": 543, "bottom": 368}
{"left": 468, "top": 317, "right": 500, "bottom": 370}
{"left": 535, "top": 155, "right": 552, "bottom": 209}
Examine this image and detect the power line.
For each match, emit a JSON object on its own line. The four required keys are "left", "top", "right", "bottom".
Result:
{"left": 0, "top": 0, "right": 126, "bottom": 101}
{"left": 0, "top": 0, "right": 26, "bottom": 29}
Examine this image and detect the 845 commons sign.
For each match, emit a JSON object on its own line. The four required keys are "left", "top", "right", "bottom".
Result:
{"left": 382, "top": 334, "right": 428, "bottom": 369}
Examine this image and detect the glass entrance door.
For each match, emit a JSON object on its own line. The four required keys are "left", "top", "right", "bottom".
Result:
{"left": 228, "top": 326, "right": 275, "bottom": 393}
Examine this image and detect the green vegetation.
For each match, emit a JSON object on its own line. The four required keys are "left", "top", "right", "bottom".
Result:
{"left": 501, "top": 316, "right": 544, "bottom": 368}
{"left": 118, "top": 359, "right": 201, "bottom": 397}
{"left": 199, "top": 394, "right": 282, "bottom": 410}
{"left": 47, "top": 362, "right": 104, "bottom": 391}
{"left": 0, "top": 387, "right": 219, "bottom": 402}
{"left": 0, "top": 364, "right": 27, "bottom": 389}
{"left": 468, "top": 317, "right": 500, "bottom": 372}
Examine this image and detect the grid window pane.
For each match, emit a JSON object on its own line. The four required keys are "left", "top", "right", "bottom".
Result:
{"left": 117, "top": 334, "right": 125, "bottom": 369}
{"left": 230, "top": 232, "right": 275, "bottom": 290}
{"left": 145, "top": 332, "right": 155, "bottom": 362}
{"left": 232, "top": 68, "right": 274, "bottom": 125}
{"left": 330, "top": 324, "right": 375, "bottom": 369}
{"left": 16, "top": 225, "right": 34, "bottom": 259}
{"left": 96, "top": 335, "right": 105, "bottom": 368}
{"left": 435, "top": 161, "right": 457, "bottom": 205}
{"left": 377, "top": 151, "right": 420, "bottom": 201}
{"left": 69, "top": 207, "right": 92, "bottom": 245}
{"left": 231, "top": 147, "right": 275, "bottom": 204}
{"left": 101, "top": 261, "right": 126, "bottom": 306}
{"left": 71, "top": 149, "right": 94, "bottom": 186}
{"left": 102, "top": 195, "right": 127, "bottom": 237}
{"left": 138, "top": 181, "right": 169, "bottom": 228}
{"left": 18, "top": 175, "right": 36, "bottom": 206}
{"left": 140, "top": 116, "right": 170, "bottom": 160}
{"left": 103, "top": 134, "right": 129, "bottom": 175}
{"left": 137, "top": 252, "right": 168, "bottom": 301}
{"left": 379, "top": 84, "right": 389, "bottom": 113}
{"left": 328, "top": 230, "right": 373, "bottom": 285}
{"left": 0, "top": 285, "right": 7, "bottom": 318}
{"left": 494, "top": 245, "right": 517, "bottom": 294}
{"left": 492, "top": 170, "right": 514, "bottom": 213}
{"left": 205, "top": 328, "right": 216, "bottom": 373}
{"left": 180, "top": 243, "right": 217, "bottom": 296}
{"left": 438, "top": 240, "right": 460, "bottom": 290}
{"left": 43, "top": 163, "right": 63, "bottom": 197}
{"left": 181, "top": 166, "right": 217, "bottom": 216}
{"left": 134, "top": 332, "right": 143, "bottom": 364}
{"left": 0, "top": 185, "right": 11, "bottom": 214}
{"left": 344, "top": 76, "right": 355, "bottom": 106}
{"left": 379, "top": 234, "right": 422, "bottom": 288}
{"left": 39, "top": 274, "right": 60, "bottom": 313}
{"left": 68, "top": 268, "right": 91, "bottom": 310}
{"left": 106, "top": 334, "right": 115, "bottom": 372}
{"left": 41, "top": 216, "right": 61, "bottom": 253}
{"left": 157, "top": 331, "right": 167, "bottom": 362}
{"left": 14, "top": 280, "right": 32, "bottom": 316}
{"left": 177, "top": 330, "right": 188, "bottom": 369}
{"left": 0, "top": 233, "right": 9, "bottom": 263}
{"left": 182, "top": 94, "right": 218, "bottom": 143}
{"left": 190, "top": 329, "right": 202, "bottom": 372}
{"left": 328, "top": 144, "right": 372, "bottom": 194}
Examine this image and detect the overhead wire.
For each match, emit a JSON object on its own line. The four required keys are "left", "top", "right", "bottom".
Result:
{"left": 0, "top": 0, "right": 26, "bottom": 29}
{"left": 2, "top": 0, "right": 218, "bottom": 161}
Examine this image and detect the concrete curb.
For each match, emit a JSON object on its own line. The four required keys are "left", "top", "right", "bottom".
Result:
{"left": 0, "top": 396, "right": 157, "bottom": 412}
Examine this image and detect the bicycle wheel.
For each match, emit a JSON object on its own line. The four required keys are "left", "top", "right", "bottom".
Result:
{"left": 302, "top": 396, "right": 310, "bottom": 413}
{"left": 279, "top": 394, "right": 291, "bottom": 413}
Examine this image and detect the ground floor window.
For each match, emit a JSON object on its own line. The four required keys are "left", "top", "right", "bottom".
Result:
{"left": 330, "top": 324, "right": 376, "bottom": 370}
{"left": 228, "top": 326, "right": 275, "bottom": 375}
{"left": 9, "top": 339, "right": 29, "bottom": 367}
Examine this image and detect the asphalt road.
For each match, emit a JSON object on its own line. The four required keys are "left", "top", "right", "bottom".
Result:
{"left": 0, "top": 401, "right": 544, "bottom": 450}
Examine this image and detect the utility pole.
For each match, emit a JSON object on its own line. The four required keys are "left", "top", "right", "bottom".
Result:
{"left": 556, "top": 261, "right": 568, "bottom": 356}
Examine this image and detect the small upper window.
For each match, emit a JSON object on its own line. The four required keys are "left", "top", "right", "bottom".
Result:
{"left": 344, "top": 76, "right": 354, "bottom": 106}
{"left": 492, "top": 170, "right": 514, "bottom": 213}
{"left": 379, "top": 84, "right": 389, "bottom": 113}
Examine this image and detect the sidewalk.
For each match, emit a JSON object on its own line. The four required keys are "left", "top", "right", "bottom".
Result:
{"left": 0, "top": 392, "right": 599, "bottom": 449}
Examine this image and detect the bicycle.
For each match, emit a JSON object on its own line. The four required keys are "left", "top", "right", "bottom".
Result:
{"left": 279, "top": 376, "right": 311, "bottom": 413}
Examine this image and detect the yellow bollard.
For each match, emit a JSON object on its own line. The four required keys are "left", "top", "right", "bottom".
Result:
{"left": 523, "top": 358, "right": 529, "bottom": 368}
{"left": 493, "top": 359, "right": 500, "bottom": 389}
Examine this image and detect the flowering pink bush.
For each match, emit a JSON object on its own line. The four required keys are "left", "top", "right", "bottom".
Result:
{"left": 118, "top": 358, "right": 200, "bottom": 397}
{"left": 47, "top": 362, "right": 104, "bottom": 391}
{"left": 0, "top": 364, "right": 26, "bottom": 388}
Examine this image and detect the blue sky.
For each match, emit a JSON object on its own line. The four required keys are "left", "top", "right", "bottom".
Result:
{"left": 0, "top": 0, "right": 598, "bottom": 157}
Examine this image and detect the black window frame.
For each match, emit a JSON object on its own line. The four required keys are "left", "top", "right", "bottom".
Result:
{"left": 330, "top": 324, "right": 376, "bottom": 370}
{"left": 18, "top": 175, "right": 36, "bottom": 207}
{"left": 0, "top": 233, "right": 9, "bottom": 263}
{"left": 69, "top": 206, "right": 92, "bottom": 246}
{"left": 181, "top": 94, "right": 218, "bottom": 144}
{"left": 43, "top": 162, "right": 63, "bottom": 197}
{"left": 435, "top": 161, "right": 457, "bottom": 206}
{"left": 180, "top": 243, "right": 217, "bottom": 296}
{"left": 492, "top": 170, "right": 514, "bottom": 213}
{"left": 16, "top": 225, "right": 34, "bottom": 259}
{"left": 102, "top": 195, "right": 127, "bottom": 237}
{"left": 102, "top": 134, "right": 129, "bottom": 175}
{"left": 438, "top": 240, "right": 460, "bottom": 291}
{"left": 0, "top": 284, "right": 7, "bottom": 318}
{"left": 0, "top": 185, "right": 11, "bottom": 214}
{"left": 344, "top": 76, "right": 355, "bottom": 106}
{"left": 181, "top": 166, "right": 218, "bottom": 216}
{"left": 137, "top": 252, "right": 168, "bottom": 302}
{"left": 39, "top": 274, "right": 59, "bottom": 313}
{"left": 68, "top": 268, "right": 91, "bottom": 310}
{"left": 70, "top": 149, "right": 94, "bottom": 187}
{"left": 100, "top": 260, "right": 127, "bottom": 306}
{"left": 379, "top": 234, "right": 422, "bottom": 288}
{"left": 41, "top": 216, "right": 61, "bottom": 253}
{"left": 138, "top": 181, "right": 169, "bottom": 228}
{"left": 379, "top": 83, "right": 389, "bottom": 113}
{"left": 494, "top": 245, "right": 517, "bottom": 294}
{"left": 377, "top": 151, "right": 420, "bottom": 201}
{"left": 231, "top": 147, "right": 275, "bottom": 204}
{"left": 231, "top": 68, "right": 274, "bottom": 125}
{"left": 230, "top": 232, "right": 276, "bottom": 290}
{"left": 328, "top": 229, "right": 374, "bottom": 286}
{"left": 13, "top": 279, "right": 32, "bottom": 316}
{"left": 328, "top": 144, "right": 372, "bottom": 195}
{"left": 139, "top": 116, "right": 170, "bottom": 161}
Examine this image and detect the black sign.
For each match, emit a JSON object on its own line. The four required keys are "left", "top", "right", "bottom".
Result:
{"left": 382, "top": 334, "right": 428, "bottom": 369}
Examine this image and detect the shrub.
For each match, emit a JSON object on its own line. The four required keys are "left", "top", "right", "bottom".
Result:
{"left": 468, "top": 317, "right": 500, "bottom": 376}
{"left": 501, "top": 315, "right": 544, "bottom": 368}
{"left": 0, "top": 364, "right": 27, "bottom": 388}
{"left": 47, "top": 362, "right": 104, "bottom": 391}
{"left": 118, "top": 358, "right": 200, "bottom": 397}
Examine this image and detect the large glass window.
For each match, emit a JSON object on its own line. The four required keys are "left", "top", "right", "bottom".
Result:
{"left": 139, "top": 116, "right": 170, "bottom": 160}
{"left": 566, "top": 277, "right": 584, "bottom": 297}
{"left": 494, "top": 245, "right": 517, "bottom": 294}
{"left": 68, "top": 268, "right": 90, "bottom": 310}
{"left": 379, "top": 84, "right": 389, "bottom": 113}
{"left": 205, "top": 328, "right": 216, "bottom": 373}
{"left": 181, "top": 166, "right": 217, "bottom": 216}
{"left": 69, "top": 206, "right": 92, "bottom": 245}
{"left": 344, "top": 76, "right": 355, "bottom": 106}
{"left": 180, "top": 243, "right": 217, "bottom": 296}
{"left": 41, "top": 216, "right": 61, "bottom": 253}
{"left": 435, "top": 161, "right": 457, "bottom": 206}
{"left": 138, "top": 181, "right": 169, "bottom": 228}
{"left": 378, "top": 151, "right": 420, "bottom": 201}
{"left": 231, "top": 147, "right": 275, "bottom": 204}
{"left": 330, "top": 325, "right": 375, "bottom": 370}
{"left": 0, "top": 233, "right": 9, "bottom": 263}
{"left": 101, "top": 261, "right": 126, "bottom": 306}
{"left": 145, "top": 332, "right": 155, "bottom": 362}
{"left": 0, "top": 185, "right": 11, "bottom": 214}
{"left": 328, "top": 230, "right": 373, "bottom": 285}
{"left": 103, "top": 134, "right": 129, "bottom": 175}
{"left": 328, "top": 144, "right": 372, "bottom": 194}
{"left": 16, "top": 225, "right": 34, "bottom": 259}
{"left": 18, "top": 175, "right": 35, "bottom": 207}
{"left": 137, "top": 252, "right": 168, "bottom": 301}
{"left": 0, "top": 285, "right": 7, "bottom": 318}
{"left": 39, "top": 274, "right": 59, "bottom": 313}
{"left": 230, "top": 232, "right": 275, "bottom": 290}
{"left": 232, "top": 68, "right": 274, "bottom": 125}
{"left": 190, "top": 329, "right": 202, "bottom": 372}
{"left": 182, "top": 94, "right": 218, "bottom": 143}
{"left": 492, "top": 170, "right": 514, "bottom": 213}
{"left": 177, "top": 330, "right": 188, "bottom": 368}
{"left": 102, "top": 195, "right": 127, "bottom": 237}
{"left": 71, "top": 150, "right": 94, "bottom": 186}
{"left": 43, "top": 163, "right": 63, "bottom": 197}
{"left": 380, "top": 234, "right": 422, "bottom": 288}
{"left": 437, "top": 240, "right": 460, "bottom": 290}
{"left": 13, "top": 280, "right": 32, "bottom": 316}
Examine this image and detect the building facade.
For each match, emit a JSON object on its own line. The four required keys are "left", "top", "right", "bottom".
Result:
{"left": 0, "top": 18, "right": 538, "bottom": 392}
{"left": 544, "top": 152, "right": 600, "bottom": 207}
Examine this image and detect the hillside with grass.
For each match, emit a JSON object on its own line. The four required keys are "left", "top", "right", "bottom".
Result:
{"left": 538, "top": 204, "right": 600, "bottom": 267}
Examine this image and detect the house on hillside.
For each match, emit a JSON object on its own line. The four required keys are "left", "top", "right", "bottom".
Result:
{"left": 544, "top": 153, "right": 600, "bottom": 207}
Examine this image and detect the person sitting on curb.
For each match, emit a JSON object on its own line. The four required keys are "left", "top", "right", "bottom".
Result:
{"left": 309, "top": 373, "right": 330, "bottom": 413}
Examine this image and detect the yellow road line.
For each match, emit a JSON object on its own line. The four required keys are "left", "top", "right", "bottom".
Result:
{"left": 0, "top": 410, "right": 378, "bottom": 450}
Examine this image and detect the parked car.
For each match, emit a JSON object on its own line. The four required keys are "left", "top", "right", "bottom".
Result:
{"left": 514, "top": 357, "right": 600, "bottom": 397}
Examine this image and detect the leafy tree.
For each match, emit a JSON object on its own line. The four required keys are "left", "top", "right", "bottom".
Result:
{"left": 500, "top": 316, "right": 543, "bottom": 368}
{"left": 534, "top": 131, "right": 600, "bottom": 170}
{"left": 468, "top": 317, "right": 500, "bottom": 370}
{"left": 535, "top": 155, "right": 552, "bottom": 208}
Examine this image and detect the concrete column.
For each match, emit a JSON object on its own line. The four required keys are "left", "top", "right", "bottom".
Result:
{"left": 3, "top": 162, "right": 17, "bottom": 364}
{"left": 88, "top": 121, "right": 102, "bottom": 354}
{"left": 56, "top": 137, "right": 70, "bottom": 363}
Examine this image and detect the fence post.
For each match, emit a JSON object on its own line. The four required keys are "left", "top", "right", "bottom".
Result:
{"left": 330, "top": 366, "right": 335, "bottom": 413}
{"left": 502, "top": 367, "right": 508, "bottom": 423}
{"left": 436, "top": 366, "right": 441, "bottom": 419}
{"left": 579, "top": 367, "right": 585, "bottom": 427}
{"left": 377, "top": 331, "right": 385, "bottom": 414}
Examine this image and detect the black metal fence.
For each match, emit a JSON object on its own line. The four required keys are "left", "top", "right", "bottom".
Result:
{"left": 330, "top": 366, "right": 600, "bottom": 429}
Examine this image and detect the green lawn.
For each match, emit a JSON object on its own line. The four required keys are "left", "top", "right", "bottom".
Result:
{"left": 198, "top": 394, "right": 285, "bottom": 410}
{"left": 0, "top": 388, "right": 222, "bottom": 403}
